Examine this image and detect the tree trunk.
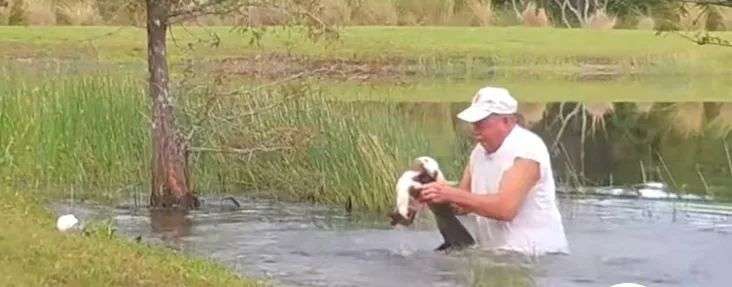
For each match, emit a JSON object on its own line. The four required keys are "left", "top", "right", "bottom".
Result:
{"left": 147, "top": 0, "right": 198, "bottom": 208}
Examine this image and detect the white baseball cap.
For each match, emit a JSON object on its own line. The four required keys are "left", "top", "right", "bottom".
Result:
{"left": 456, "top": 86, "right": 518, "bottom": 123}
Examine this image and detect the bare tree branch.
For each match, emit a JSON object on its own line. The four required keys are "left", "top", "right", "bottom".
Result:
{"left": 673, "top": 31, "right": 732, "bottom": 46}
{"left": 553, "top": 0, "right": 573, "bottom": 28}
{"left": 182, "top": 67, "right": 325, "bottom": 145}
{"left": 170, "top": 3, "right": 246, "bottom": 24}
{"left": 189, "top": 145, "right": 293, "bottom": 154}
{"left": 169, "top": 0, "right": 242, "bottom": 19}
{"left": 511, "top": 0, "right": 524, "bottom": 20}
{"left": 678, "top": 0, "right": 732, "bottom": 7}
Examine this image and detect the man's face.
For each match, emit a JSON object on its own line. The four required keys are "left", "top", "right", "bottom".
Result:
{"left": 472, "top": 115, "right": 511, "bottom": 153}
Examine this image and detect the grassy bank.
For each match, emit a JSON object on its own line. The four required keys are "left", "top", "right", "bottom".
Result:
{"left": 0, "top": 75, "right": 149, "bottom": 200}
{"left": 1, "top": 26, "right": 731, "bottom": 74}
{"left": 0, "top": 74, "right": 445, "bottom": 212}
{"left": 3, "top": 72, "right": 732, "bottom": 213}
{"left": 0, "top": 189, "right": 261, "bottom": 286}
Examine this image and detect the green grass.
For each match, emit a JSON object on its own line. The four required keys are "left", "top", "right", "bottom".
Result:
{"left": 1, "top": 26, "right": 731, "bottom": 74}
{"left": 2, "top": 71, "right": 729, "bottom": 213}
{"left": 320, "top": 75, "right": 732, "bottom": 102}
{"left": 0, "top": 75, "right": 149, "bottom": 200}
{"left": 184, "top": 86, "right": 443, "bottom": 213}
{"left": 0, "top": 74, "right": 445, "bottom": 212}
{"left": 0, "top": 189, "right": 262, "bottom": 286}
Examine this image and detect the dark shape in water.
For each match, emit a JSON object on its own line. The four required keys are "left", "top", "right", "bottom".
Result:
{"left": 222, "top": 196, "right": 241, "bottom": 209}
{"left": 345, "top": 196, "right": 353, "bottom": 214}
{"left": 429, "top": 202, "right": 475, "bottom": 252}
{"left": 389, "top": 198, "right": 475, "bottom": 252}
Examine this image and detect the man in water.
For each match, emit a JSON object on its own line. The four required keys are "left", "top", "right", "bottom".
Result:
{"left": 419, "top": 86, "right": 569, "bottom": 255}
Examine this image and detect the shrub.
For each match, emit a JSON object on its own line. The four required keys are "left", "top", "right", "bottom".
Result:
{"left": 94, "top": 0, "right": 144, "bottom": 26}
{"left": 321, "top": 0, "right": 351, "bottom": 26}
{"left": 395, "top": 0, "right": 454, "bottom": 25}
{"left": 0, "top": 0, "right": 9, "bottom": 24}
{"left": 8, "top": 0, "right": 26, "bottom": 25}
{"left": 351, "top": 0, "right": 397, "bottom": 25}
{"left": 720, "top": 6, "right": 732, "bottom": 31}
{"left": 705, "top": 7, "right": 725, "bottom": 31}
{"left": 25, "top": 0, "right": 56, "bottom": 25}
{"left": 636, "top": 16, "right": 655, "bottom": 30}
{"left": 245, "top": 6, "right": 289, "bottom": 26}
{"left": 587, "top": 9, "right": 616, "bottom": 30}
{"left": 522, "top": 2, "right": 550, "bottom": 27}
{"left": 679, "top": 4, "right": 706, "bottom": 31}
{"left": 56, "top": 0, "right": 101, "bottom": 25}
{"left": 465, "top": 0, "right": 491, "bottom": 26}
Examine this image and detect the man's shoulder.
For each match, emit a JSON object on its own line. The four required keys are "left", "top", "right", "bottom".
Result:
{"left": 510, "top": 126, "right": 546, "bottom": 147}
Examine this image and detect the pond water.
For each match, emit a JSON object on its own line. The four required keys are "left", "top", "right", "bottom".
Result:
{"left": 57, "top": 193, "right": 732, "bottom": 287}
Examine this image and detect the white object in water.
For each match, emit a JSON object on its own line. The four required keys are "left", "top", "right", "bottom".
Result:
{"left": 56, "top": 214, "right": 79, "bottom": 232}
{"left": 641, "top": 181, "right": 666, "bottom": 189}
{"left": 595, "top": 187, "right": 632, "bottom": 197}
{"left": 637, "top": 188, "right": 673, "bottom": 199}
{"left": 610, "top": 283, "right": 646, "bottom": 287}
{"left": 635, "top": 181, "right": 668, "bottom": 189}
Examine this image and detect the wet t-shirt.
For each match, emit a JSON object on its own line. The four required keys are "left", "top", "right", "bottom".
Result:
{"left": 469, "top": 126, "right": 569, "bottom": 255}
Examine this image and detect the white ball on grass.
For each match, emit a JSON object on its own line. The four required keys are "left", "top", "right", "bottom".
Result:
{"left": 56, "top": 214, "right": 79, "bottom": 232}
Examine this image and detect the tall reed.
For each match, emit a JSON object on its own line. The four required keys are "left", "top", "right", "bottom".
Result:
{"left": 193, "top": 94, "right": 434, "bottom": 213}
{"left": 0, "top": 75, "right": 149, "bottom": 199}
{"left": 2, "top": 72, "right": 440, "bottom": 212}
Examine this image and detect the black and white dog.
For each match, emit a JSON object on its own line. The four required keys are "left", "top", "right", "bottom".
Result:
{"left": 389, "top": 156, "right": 475, "bottom": 251}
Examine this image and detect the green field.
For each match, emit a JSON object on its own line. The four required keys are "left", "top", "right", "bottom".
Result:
{"left": 1, "top": 26, "right": 731, "bottom": 74}
{"left": 4, "top": 25, "right": 730, "bottom": 104}
{"left": 321, "top": 76, "right": 732, "bottom": 102}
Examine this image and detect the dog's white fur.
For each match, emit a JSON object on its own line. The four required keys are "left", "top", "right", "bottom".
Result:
{"left": 396, "top": 170, "right": 421, "bottom": 218}
{"left": 395, "top": 156, "right": 445, "bottom": 219}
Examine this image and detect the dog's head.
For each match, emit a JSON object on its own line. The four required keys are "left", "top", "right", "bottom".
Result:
{"left": 412, "top": 156, "right": 441, "bottom": 184}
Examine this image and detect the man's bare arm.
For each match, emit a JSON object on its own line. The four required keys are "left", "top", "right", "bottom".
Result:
{"left": 449, "top": 158, "right": 539, "bottom": 221}
{"left": 450, "top": 164, "right": 472, "bottom": 214}
{"left": 457, "top": 164, "right": 471, "bottom": 192}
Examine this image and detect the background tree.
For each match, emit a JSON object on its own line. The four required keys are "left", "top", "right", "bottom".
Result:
{"left": 143, "top": 0, "right": 330, "bottom": 209}
{"left": 669, "top": 0, "right": 732, "bottom": 46}
{"left": 680, "top": 0, "right": 732, "bottom": 7}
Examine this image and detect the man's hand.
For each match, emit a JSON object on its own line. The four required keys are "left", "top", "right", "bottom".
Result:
{"left": 418, "top": 182, "right": 454, "bottom": 204}
{"left": 418, "top": 181, "right": 471, "bottom": 214}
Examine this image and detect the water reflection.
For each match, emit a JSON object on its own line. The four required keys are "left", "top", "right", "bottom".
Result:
{"left": 149, "top": 209, "right": 193, "bottom": 247}
{"left": 396, "top": 101, "right": 732, "bottom": 201}
{"left": 516, "top": 102, "right": 546, "bottom": 128}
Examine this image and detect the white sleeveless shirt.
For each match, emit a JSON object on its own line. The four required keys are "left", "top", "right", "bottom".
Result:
{"left": 468, "top": 126, "right": 569, "bottom": 255}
